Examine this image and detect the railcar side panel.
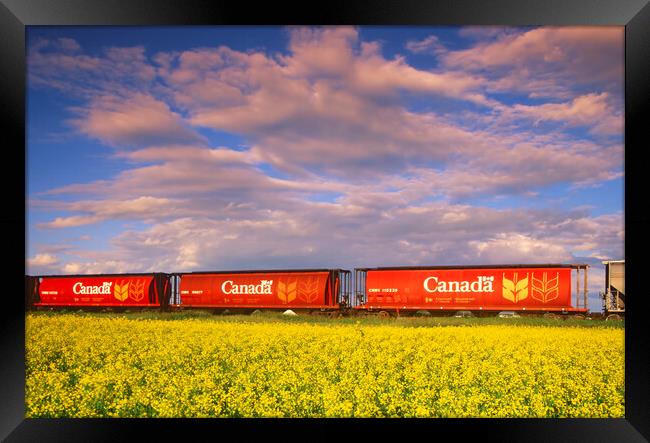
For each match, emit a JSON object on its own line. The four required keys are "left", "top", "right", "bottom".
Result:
{"left": 176, "top": 271, "right": 338, "bottom": 308}
{"left": 35, "top": 275, "right": 160, "bottom": 307}
{"left": 359, "top": 267, "right": 577, "bottom": 311}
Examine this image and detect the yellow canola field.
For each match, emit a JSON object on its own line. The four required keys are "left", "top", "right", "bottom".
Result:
{"left": 25, "top": 314, "right": 624, "bottom": 418}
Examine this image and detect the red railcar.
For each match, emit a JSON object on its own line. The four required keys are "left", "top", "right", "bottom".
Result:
{"left": 170, "top": 269, "right": 351, "bottom": 311}
{"left": 353, "top": 264, "right": 589, "bottom": 315}
{"left": 26, "top": 273, "right": 171, "bottom": 309}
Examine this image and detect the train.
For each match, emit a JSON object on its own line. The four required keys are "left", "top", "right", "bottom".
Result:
{"left": 25, "top": 263, "right": 593, "bottom": 318}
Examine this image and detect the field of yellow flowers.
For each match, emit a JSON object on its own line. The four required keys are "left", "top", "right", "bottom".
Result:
{"left": 25, "top": 313, "right": 624, "bottom": 418}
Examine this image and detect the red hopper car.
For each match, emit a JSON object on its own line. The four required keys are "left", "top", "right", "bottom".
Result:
{"left": 169, "top": 269, "right": 351, "bottom": 312}
{"left": 353, "top": 264, "right": 589, "bottom": 315}
{"left": 26, "top": 273, "right": 172, "bottom": 309}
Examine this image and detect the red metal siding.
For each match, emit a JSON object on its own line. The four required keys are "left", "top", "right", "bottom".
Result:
{"left": 360, "top": 267, "right": 576, "bottom": 311}
{"left": 35, "top": 276, "right": 158, "bottom": 307}
{"left": 177, "top": 271, "right": 337, "bottom": 308}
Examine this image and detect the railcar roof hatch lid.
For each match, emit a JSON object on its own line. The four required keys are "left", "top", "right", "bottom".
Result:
{"left": 356, "top": 263, "right": 589, "bottom": 271}
{"left": 176, "top": 268, "right": 350, "bottom": 275}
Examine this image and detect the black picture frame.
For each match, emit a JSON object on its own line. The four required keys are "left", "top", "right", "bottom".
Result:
{"left": 2, "top": 0, "right": 648, "bottom": 441}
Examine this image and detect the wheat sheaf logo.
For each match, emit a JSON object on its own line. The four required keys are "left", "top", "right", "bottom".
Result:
{"left": 114, "top": 280, "right": 130, "bottom": 302}
{"left": 502, "top": 272, "right": 529, "bottom": 303}
{"left": 531, "top": 272, "right": 560, "bottom": 303}
{"left": 298, "top": 277, "right": 320, "bottom": 303}
{"left": 129, "top": 279, "right": 146, "bottom": 302}
{"left": 277, "top": 279, "right": 297, "bottom": 304}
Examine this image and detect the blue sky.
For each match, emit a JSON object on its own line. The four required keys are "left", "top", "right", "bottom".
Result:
{"left": 26, "top": 26, "right": 624, "bottom": 311}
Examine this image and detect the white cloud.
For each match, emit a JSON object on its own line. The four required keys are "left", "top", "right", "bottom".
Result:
{"left": 27, "top": 253, "right": 59, "bottom": 267}
{"left": 470, "top": 233, "right": 572, "bottom": 263}
{"left": 507, "top": 93, "right": 623, "bottom": 135}
{"left": 405, "top": 35, "right": 447, "bottom": 55}
{"left": 37, "top": 196, "right": 182, "bottom": 228}
{"left": 442, "top": 26, "right": 624, "bottom": 98}
{"left": 69, "top": 93, "right": 206, "bottom": 148}
{"left": 34, "top": 200, "right": 623, "bottom": 278}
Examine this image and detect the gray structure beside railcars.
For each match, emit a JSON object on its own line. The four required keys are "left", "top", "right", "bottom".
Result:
{"left": 601, "top": 260, "right": 625, "bottom": 317}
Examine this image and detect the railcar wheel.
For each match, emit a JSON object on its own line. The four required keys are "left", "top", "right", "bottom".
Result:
{"left": 543, "top": 313, "right": 559, "bottom": 320}
{"left": 573, "top": 314, "right": 585, "bottom": 320}
{"left": 605, "top": 314, "right": 622, "bottom": 321}
{"left": 378, "top": 310, "right": 390, "bottom": 318}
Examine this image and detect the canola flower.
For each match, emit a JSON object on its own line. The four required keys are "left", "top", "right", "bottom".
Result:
{"left": 25, "top": 313, "right": 624, "bottom": 418}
